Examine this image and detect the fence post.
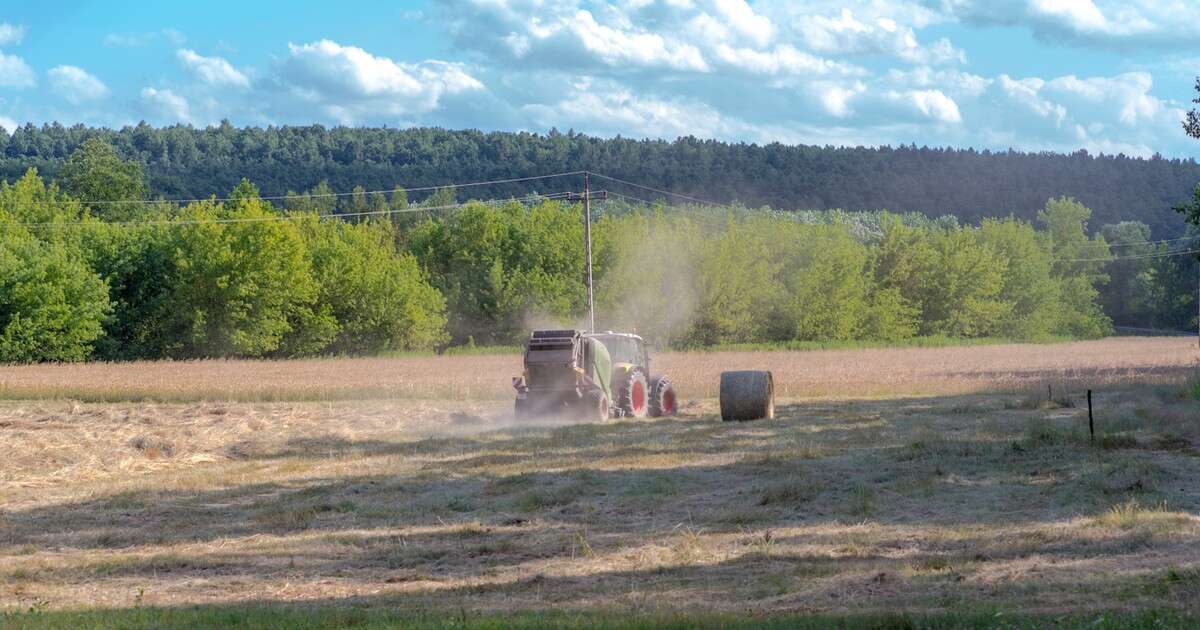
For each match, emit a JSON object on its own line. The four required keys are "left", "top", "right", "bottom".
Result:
{"left": 1087, "top": 389, "right": 1094, "bottom": 443}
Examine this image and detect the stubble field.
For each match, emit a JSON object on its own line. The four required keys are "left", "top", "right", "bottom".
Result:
{"left": 1, "top": 337, "right": 1198, "bottom": 627}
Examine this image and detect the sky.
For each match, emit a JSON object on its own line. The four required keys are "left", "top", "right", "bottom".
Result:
{"left": 2, "top": 0, "right": 1200, "bottom": 158}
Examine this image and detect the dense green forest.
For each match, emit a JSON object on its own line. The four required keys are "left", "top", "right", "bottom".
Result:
{"left": 0, "top": 136, "right": 1197, "bottom": 363}
{"left": 2, "top": 123, "right": 1198, "bottom": 237}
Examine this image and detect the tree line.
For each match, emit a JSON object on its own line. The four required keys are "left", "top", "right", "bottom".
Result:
{"left": 2, "top": 122, "right": 1198, "bottom": 237}
{"left": 1, "top": 138, "right": 1195, "bottom": 363}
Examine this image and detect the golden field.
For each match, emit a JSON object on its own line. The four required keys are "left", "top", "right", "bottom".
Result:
{"left": 0, "top": 337, "right": 1198, "bottom": 624}
{"left": 0, "top": 336, "right": 1193, "bottom": 402}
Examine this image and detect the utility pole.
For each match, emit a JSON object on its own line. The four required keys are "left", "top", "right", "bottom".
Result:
{"left": 567, "top": 175, "right": 606, "bottom": 332}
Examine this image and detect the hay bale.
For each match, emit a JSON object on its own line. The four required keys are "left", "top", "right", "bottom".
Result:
{"left": 719, "top": 370, "right": 774, "bottom": 422}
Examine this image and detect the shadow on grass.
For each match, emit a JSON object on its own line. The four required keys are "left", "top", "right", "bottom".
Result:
{"left": 3, "top": 390, "right": 1198, "bottom": 616}
{"left": 4, "top": 604, "right": 1195, "bottom": 630}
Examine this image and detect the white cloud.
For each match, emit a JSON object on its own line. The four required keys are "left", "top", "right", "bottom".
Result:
{"left": 0, "top": 51, "right": 34, "bottom": 88}
{"left": 140, "top": 87, "right": 192, "bottom": 123}
{"left": 445, "top": 1, "right": 865, "bottom": 77}
{"left": 276, "top": 40, "right": 483, "bottom": 123}
{"left": 712, "top": 43, "right": 856, "bottom": 77}
{"left": 177, "top": 49, "right": 250, "bottom": 88}
{"left": 907, "top": 89, "right": 962, "bottom": 123}
{"left": 0, "top": 115, "right": 17, "bottom": 132}
{"left": 48, "top": 66, "right": 110, "bottom": 104}
{"left": 711, "top": 0, "right": 774, "bottom": 47}
{"left": 566, "top": 10, "right": 709, "bottom": 72}
{"left": 939, "top": 0, "right": 1200, "bottom": 46}
{"left": 1045, "top": 72, "right": 1162, "bottom": 126}
{"left": 1029, "top": 0, "right": 1109, "bottom": 33}
{"left": 797, "top": 8, "right": 964, "bottom": 65}
{"left": 522, "top": 80, "right": 758, "bottom": 140}
{"left": 0, "top": 22, "right": 25, "bottom": 46}
{"left": 816, "top": 81, "right": 866, "bottom": 117}
{"left": 998, "top": 75, "right": 1066, "bottom": 125}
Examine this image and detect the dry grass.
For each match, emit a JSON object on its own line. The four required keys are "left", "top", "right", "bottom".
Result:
{"left": 0, "top": 338, "right": 1198, "bottom": 617}
{"left": 0, "top": 337, "right": 1193, "bottom": 403}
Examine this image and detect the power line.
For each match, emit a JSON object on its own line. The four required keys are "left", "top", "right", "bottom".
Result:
{"left": 1057, "top": 247, "right": 1200, "bottom": 263}
{"left": 1066, "top": 234, "right": 1199, "bottom": 250}
{"left": 585, "top": 171, "right": 725, "bottom": 207}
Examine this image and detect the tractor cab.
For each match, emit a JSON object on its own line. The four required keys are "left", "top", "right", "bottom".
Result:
{"left": 586, "top": 332, "right": 649, "bottom": 374}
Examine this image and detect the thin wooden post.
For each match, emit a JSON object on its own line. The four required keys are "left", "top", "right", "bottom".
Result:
{"left": 1087, "top": 389, "right": 1094, "bottom": 443}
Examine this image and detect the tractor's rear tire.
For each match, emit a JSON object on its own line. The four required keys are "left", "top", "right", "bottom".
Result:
{"left": 514, "top": 396, "right": 534, "bottom": 420}
{"left": 581, "top": 390, "right": 609, "bottom": 422}
{"left": 648, "top": 376, "right": 677, "bottom": 417}
{"left": 615, "top": 368, "right": 649, "bottom": 418}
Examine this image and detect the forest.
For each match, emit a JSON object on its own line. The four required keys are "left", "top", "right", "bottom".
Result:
{"left": 2, "top": 123, "right": 1199, "bottom": 237}
{"left": 0, "top": 135, "right": 1197, "bottom": 363}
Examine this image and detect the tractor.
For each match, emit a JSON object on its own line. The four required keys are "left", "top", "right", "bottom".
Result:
{"left": 512, "top": 330, "right": 677, "bottom": 421}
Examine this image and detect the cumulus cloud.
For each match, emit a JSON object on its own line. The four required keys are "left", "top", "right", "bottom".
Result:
{"left": 0, "top": 22, "right": 25, "bottom": 46}
{"left": 522, "top": 78, "right": 764, "bottom": 140}
{"left": 48, "top": 66, "right": 110, "bottom": 104}
{"left": 177, "top": 49, "right": 250, "bottom": 87}
{"left": 276, "top": 39, "right": 483, "bottom": 123}
{"left": 936, "top": 0, "right": 1200, "bottom": 47}
{"left": 443, "top": 0, "right": 856, "bottom": 77}
{"left": 0, "top": 115, "right": 17, "bottom": 132}
{"left": 140, "top": 87, "right": 192, "bottom": 123}
{"left": 0, "top": 51, "right": 34, "bottom": 88}
{"left": 796, "top": 8, "right": 964, "bottom": 64}
{"left": 906, "top": 89, "right": 962, "bottom": 123}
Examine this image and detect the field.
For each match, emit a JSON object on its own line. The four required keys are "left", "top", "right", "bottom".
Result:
{"left": 1, "top": 337, "right": 1199, "bottom": 627}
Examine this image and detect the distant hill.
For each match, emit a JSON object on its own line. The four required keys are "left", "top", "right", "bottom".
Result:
{"left": 2, "top": 122, "right": 1197, "bottom": 235}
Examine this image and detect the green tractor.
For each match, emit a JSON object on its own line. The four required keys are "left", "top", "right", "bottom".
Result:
{"left": 512, "top": 330, "right": 677, "bottom": 421}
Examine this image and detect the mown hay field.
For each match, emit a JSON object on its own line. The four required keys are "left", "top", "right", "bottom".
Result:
{"left": 1, "top": 337, "right": 1199, "bottom": 627}
{"left": 0, "top": 337, "right": 1193, "bottom": 402}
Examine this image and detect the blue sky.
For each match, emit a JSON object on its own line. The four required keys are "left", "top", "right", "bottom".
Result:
{"left": 2, "top": 0, "right": 1200, "bottom": 157}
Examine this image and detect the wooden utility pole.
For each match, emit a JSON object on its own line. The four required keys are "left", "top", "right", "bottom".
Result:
{"left": 567, "top": 175, "right": 606, "bottom": 332}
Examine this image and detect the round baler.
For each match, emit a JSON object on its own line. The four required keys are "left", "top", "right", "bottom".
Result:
{"left": 513, "top": 330, "right": 676, "bottom": 420}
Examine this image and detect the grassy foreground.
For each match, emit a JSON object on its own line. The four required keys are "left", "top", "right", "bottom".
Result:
{"left": 1, "top": 338, "right": 1196, "bottom": 626}
{"left": 2, "top": 606, "right": 1196, "bottom": 629}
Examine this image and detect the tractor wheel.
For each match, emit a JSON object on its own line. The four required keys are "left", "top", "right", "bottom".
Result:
{"left": 581, "top": 390, "right": 610, "bottom": 422}
{"left": 514, "top": 396, "right": 535, "bottom": 420}
{"left": 615, "top": 368, "right": 649, "bottom": 418}
{"left": 648, "top": 376, "right": 677, "bottom": 417}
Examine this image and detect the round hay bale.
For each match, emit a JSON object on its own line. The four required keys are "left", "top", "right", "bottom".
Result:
{"left": 719, "top": 370, "right": 774, "bottom": 422}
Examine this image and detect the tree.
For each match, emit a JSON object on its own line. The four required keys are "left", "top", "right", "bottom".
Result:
{"left": 0, "top": 222, "right": 110, "bottom": 362}
{"left": 872, "top": 217, "right": 938, "bottom": 331}
{"left": 683, "top": 218, "right": 769, "bottom": 345}
{"left": 1184, "top": 76, "right": 1200, "bottom": 141}
{"left": 1039, "top": 197, "right": 1112, "bottom": 338}
{"left": 295, "top": 218, "right": 447, "bottom": 354}
{"left": 978, "top": 218, "right": 1059, "bottom": 339}
{"left": 1098, "top": 221, "right": 1154, "bottom": 327}
{"left": 149, "top": 193, "right": 322, "bottom": 358}
{"left": 56, "top": 137, "right": 146, "bottom": 221}
{"left": 919, "top": 228, "right": 1010, "bottom": 337}
{"left": 424, "top": 186, "right": 456, "bottom": 208}
{"left": 773, "top": 223, "right": 871, "bottom": 341}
